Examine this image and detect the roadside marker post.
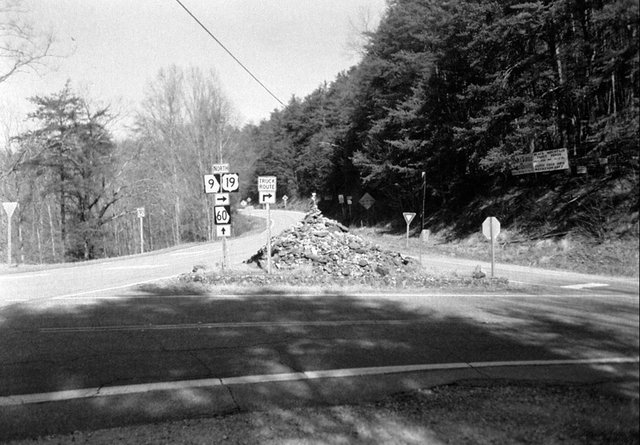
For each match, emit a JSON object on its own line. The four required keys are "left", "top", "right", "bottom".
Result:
{"left": 482, "top": 217, "right": 501, "bottom": 278}
{"left": 136, "top": 207, "right": 145, "bottom": 254}
{"left": 2, "top": 202, "right": 18, "bottom": 266}
{"left": 403, "top": 212, "right": 416, "bottom": 248}
{"left": 419, "top": 229, "right": 430, "bottom": 265}
{"left": 258, "top": 176, "right": 277, "bottom": 274}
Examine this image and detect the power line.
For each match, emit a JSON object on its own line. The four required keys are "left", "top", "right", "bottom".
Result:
{"left": 173, "top": 0, "right": 285, "bottom": 107}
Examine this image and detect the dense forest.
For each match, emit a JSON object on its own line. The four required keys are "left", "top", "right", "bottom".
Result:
{"left": 1, "top": 0, "right": 638, "bottom": 263}
{"left": 248, "top": 0, "right": 638, "bottom": 235}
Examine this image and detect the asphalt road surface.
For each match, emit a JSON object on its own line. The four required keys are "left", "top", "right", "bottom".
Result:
{"left": 0, "top": 209, "right": 638, "bottom": 441}
{"left": 0, "top": 208, "right": 304, "bottom": 304}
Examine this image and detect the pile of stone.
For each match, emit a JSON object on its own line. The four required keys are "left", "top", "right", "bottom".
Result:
{"left": 246, "top": 207, "right": 419, "bottom": 278}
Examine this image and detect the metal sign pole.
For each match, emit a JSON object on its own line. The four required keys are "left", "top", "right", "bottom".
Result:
{"left": 266, "top": 202, "right": 272, "bottom": 274}
{"left": 222, "top": 236, "right": 227, "bottom": 270}
{"left": 490, "top": 221, "right": 495, "bottom": 278}
{"left": 7, "top": 214, "right": 12, "bottom": 265}
{"left": 139, "top": 216, "right": 144, "bottom": 254}
{"left": 406, "top": 221, "right": 410, "bottom": 248}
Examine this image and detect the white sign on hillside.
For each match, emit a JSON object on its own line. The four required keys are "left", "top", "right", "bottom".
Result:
{"left": 512, "top": 148, "right": 569, "bottom": 175}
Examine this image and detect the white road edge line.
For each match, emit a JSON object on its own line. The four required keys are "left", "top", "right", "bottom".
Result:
{"left": 39, "top": 319, "right": 418, "bottom": 333}
{"left": 0, "top": 356, "right": 637, "bottom": 407}
{"left": 50, "top": 275, "right": 181, "bottom": 300}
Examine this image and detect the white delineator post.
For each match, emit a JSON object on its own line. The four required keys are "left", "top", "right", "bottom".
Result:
{"left": 136, "top": 207, "right": 145, "bottom": 254}
{"left": 3, "top": 202, "right": 18, "bottom": 266}
{"left": 140, "top": 217, "right": 144, "bottom": 254}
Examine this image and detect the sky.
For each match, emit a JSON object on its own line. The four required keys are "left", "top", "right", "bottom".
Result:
{"left": 0, "top": 0, "right": 387, "bottom": 140}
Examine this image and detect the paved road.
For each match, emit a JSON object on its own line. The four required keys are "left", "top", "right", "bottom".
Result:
{"left": 0, "top": 209, "right": 637, "bottom": 441}
{"left": 0, "top": 209, "right": 304, "bottom": 304}
{"left": 416, "top": 252, "right": 639, "bottom": 295}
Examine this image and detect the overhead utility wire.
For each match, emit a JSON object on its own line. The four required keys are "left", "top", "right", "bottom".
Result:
{"left": 173, "top": 0, "right": 285, "bottom": 106}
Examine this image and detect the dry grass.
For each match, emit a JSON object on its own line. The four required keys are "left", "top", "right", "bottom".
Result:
{"left": 354, "top": 227, "right": 639, "bottom": 278}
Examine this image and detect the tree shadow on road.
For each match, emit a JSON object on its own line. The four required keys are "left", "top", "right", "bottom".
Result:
{"left": 0, "top": 289, "right": 637, "bottom": 442}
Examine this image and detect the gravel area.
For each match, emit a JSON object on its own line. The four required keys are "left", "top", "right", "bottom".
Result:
{"left": 7, "top": 380, "right": 638, "bottom": 445}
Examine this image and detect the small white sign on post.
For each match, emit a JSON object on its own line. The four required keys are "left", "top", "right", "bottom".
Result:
{"left": 403, "top": 212, "right": 416, "bottom": 248}
{"left": 482, "top": 217, "right": 501, "bottom": 278}
{"left": 216, "top": 224, "right": 231, "bottom": 237}
{"left": 3, "top": 202, "right": 18, "bottom": 265}
{"left": 258, "top": 176, "right": 277, "bottom": 274}
{"left": 259, "top": 191, "right": 276, "bottom": 204}
{"left": 214, "top": 193, "right": 230, "bottom": 205}
{"left": 282, "top": 195, "right": 288, "bottom": 208}
{"left": 258, "top": 176, "right": 277, "bottom": 192}
{"left": 212, "top": 163, "right": 230, "bottom": 173}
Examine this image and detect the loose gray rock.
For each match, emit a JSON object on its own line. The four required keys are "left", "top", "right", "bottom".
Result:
{"left": 246, "top": 208, "right": 419, "bottom": 279}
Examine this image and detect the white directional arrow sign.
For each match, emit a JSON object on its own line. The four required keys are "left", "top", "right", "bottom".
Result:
{"left": 216, "top": 224, "right": 231, "bottom": 237}
{"left": 214, "top": 193, "right": 230, "bottom": 205}
{"left": 259, "top": 191, "right": 276, "bottom": 204}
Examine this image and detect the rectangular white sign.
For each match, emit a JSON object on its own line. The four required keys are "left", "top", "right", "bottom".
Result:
{"left": 259, "top": 191, "right": 276, "bottom": 204}
{"left": 512, "top": 148, "right": 569, "bottom": 175}
{"left": 258, "top": 176, "right": 277, "bottom": 192}
{"left": 216, "top": 224, "right": 231, "bottom": 237}
{"left": 214, "top": 193, "right": 229, "bottom": 205}
{"left": 212, "top": 163, "right": 229, "bottom": 173}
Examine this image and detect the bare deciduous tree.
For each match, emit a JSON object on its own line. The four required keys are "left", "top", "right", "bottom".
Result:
{"left": 0, "top": 0, "right": 55, "bottom": 84}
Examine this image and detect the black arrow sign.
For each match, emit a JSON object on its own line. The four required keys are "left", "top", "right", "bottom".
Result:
{"left": 221, "top": 227, "right": 226, "bottom": 234}
{"left": 216, "top": 195, "right": 228, "bottom": 203}
{"left": 263, "top": 193, "right": 272, "bottom": 198}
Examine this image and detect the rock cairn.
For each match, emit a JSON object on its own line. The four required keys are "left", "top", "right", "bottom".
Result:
{"left": 246, "top": 208, "right": 419, "bottom": 278}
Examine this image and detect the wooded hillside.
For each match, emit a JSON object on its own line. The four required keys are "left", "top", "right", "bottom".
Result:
{"left": 246, "top": 0, "right": 638, "bottom": 237}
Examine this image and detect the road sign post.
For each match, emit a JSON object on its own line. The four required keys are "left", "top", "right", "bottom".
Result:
{"left": 206, "top": 170, "right": 240, "bottom": 271}
{"left": 136, "top": 207, "right": 145, "bottom": 254}
{"left": 482, "top": 217, "right": 501, "bottom": 278}
{"left": 258, "top": 176, "right": 277, "bottom": 274}
{"left": 403, "top": 212, "right": 416, "bottom": 248}
{"left": 3, "top": 202, "right": 18, "bottom": 266}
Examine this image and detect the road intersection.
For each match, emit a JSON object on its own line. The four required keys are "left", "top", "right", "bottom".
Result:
{"left": 0, "top": 209, "right": 637, "bottom": 441}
